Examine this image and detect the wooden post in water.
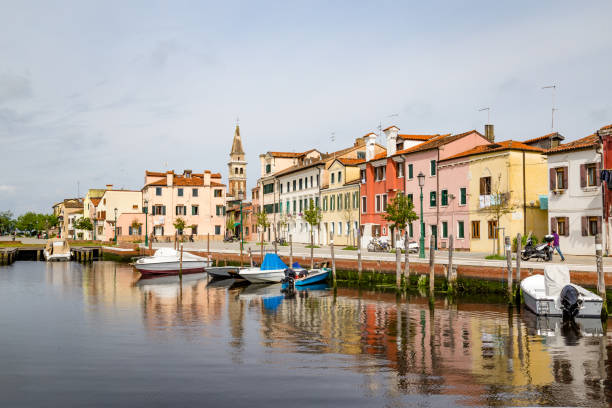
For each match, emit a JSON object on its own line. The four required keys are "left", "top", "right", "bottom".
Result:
{"left": 289, "top": 234, "right": 293, "bottom": 268}
{"left": 395, "top": 233, "right": 401, "bottom": 289}
{"left": 207, "top": 233, "right": 210, "bottom": 255}
{"left": 274, "top": 237, "right": 278, "bottom": 255}
{"left": 330, "top": 232, "right": 336, "bottom": 286}
{"left": 515, "top": 233, "right": 522, "bottom": 304}
{"left": 179, "top": 244, "right": 183, "bottom": 280}
{"left": 404, "top": 231, "right": 410, "bottom": 285}
{"left": 310, "top": 231, "right": 314, "bottom": 270}
{"left": 596, "top": 234, "right": 607, "bottom": 318}
{"left": 429, "top": 235, "right": 435, "bottom": 296}
{"left": 505, "top": 236, "right": 513, "bottom": 304}
{"left": 248, "top": 247, "right": 253, "bottom": 267}
{"left": 447, "top": 234, "right": 453, "bottom": 283}
{"left": 357, "top": 228, "right": 362, "bottom": 281}
{"left": 36, "top": 250, "right": 40, "bottom": 261}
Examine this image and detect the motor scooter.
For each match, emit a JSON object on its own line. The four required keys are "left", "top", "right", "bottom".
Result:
{"left": 521, "top": 234, "right": 554, "bottom": 261}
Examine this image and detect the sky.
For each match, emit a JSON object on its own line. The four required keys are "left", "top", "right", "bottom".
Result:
{"left": 1, "top": 1, "right": 611, "bottom": 215}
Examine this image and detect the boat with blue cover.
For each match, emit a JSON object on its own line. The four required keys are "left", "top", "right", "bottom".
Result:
{"left": 281, "top": 267, "right": 330, "bottom": 289}
{"left": 238, "top": 253, "right": 304, "bottom": 283}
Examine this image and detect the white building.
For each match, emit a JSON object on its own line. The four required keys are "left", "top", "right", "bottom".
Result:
{"left": 547, "top": 133, "right": 603, "bottom": 255}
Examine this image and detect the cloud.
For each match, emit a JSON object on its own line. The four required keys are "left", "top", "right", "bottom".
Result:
{"left": 150, "top": 40, "right": 178, "bottom": 68}
{"left": 0, "top": 73, "right": 32, "bottom": 104}
{"left": 0, "top": 185, "right": 16, "bottom": 194}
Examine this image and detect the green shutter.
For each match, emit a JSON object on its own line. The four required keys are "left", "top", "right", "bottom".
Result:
{"left": 409, "top": 222, "right": 413, "bottom": 237}
{"left": 460, "top": 188, "right": 467, "bottom": 205}
{"left": 458, "top": 221, "right": 464, "bottom": 238}
{"left": 408, "top": 164, "right": 413, "bottom": 179}
{"left": 430, "top": 160, "right": 436, "bottom": 176}
{"left": 430, "top": 191, "right": 436, "bottom": 207}
{"left": 442, "top": 222, "right": 448, "bottom": 238}
{"left": 441, "top": 190, "right": 448, "bottom": 206}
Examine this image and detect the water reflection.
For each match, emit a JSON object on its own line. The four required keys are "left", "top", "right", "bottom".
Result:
{"left": 24, "top": 262, "right": 612, "bottom": 406}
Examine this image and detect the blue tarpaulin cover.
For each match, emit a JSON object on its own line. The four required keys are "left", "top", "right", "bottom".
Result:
{"left": 260, "top": 253, "right": 288, "bottom": 270}
{"left": 292, "top": 262, "right": 301, "bottom": 268}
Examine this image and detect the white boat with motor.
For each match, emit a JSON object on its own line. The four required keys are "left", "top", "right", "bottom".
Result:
{"left": 520, "top": 265, "right": 603, "bottom": 318}
{"left": 43, "top": 238, "right": 71, "bottom": 261}
{"left": 238, "top": 253, "right": 304, "bottom": 283}
{"left": 133, "top": 248, "right": 212, "bottom": 276}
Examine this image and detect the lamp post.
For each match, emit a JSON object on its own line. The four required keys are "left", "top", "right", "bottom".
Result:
{"left": 114, "top": 208, "right": 118, "bottom": 243}
{"left": 418, "top": 172, "right": 426, "bottom": 259}
{"left": 238, "top": 192, "right": 244, "bottom": 251}
{"left": 144, "top": 199, "right": 149, "bottom": 247}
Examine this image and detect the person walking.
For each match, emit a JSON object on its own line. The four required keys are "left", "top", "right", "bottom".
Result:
{"left": 551, "top": 229, "right": 565, "bottom": 262}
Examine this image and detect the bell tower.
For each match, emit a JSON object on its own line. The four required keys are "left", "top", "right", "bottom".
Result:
{"left": 228, "top": 124, "right": 247, "bottom": 199}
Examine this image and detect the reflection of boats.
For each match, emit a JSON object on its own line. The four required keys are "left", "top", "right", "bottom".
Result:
{"left": 206, "top": 278, "right": 247, "bottom": 289}
{"left": 239, "top": 254, "right": 303, "bottom": 283}
{"left": 133, "top": 248, "right": 212, "bottom": 276}
{"left": 43, "top": 238, "right": 71, "bottom": 261}
{"left": 135, "top": 273, "right": 207, "bottom": 298}
{"left": 239, "top": 283, "right": 284, "bottom": 311}
{"left": 522, "top": 309, "right": 604, "bottom": 337}
{"left": 521, "top": 265, "right": 603, "bottom": 318}
{"left": 207, "top": 266, "right": 239, "bottom": 280}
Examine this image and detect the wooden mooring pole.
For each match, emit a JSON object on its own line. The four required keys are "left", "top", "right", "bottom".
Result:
{"left": 429, "top": 235, "right": 435, "bottom": 297}
{"left": 505, "top": 236, "right": 513, "bottom": 304}
{"left": 395, "top": 233, "right": 401, "bottom": 289}
{"left": 596, "top": 234, "right": 607, "bottom": 318}
{"left": 357, "top": 228, "right": 362, "bottom": 281}
{"left": 404, "top": 231, "right": 409, "bottom": 286}
{"left": 515, "top": 233, "right": 522, "bottom": 305}
{"left": 330, "top": 232, "right": 336, "bottom": 287}
{"left": 248, "top": 247, "right": 253, "bottom": 267}
{"left": 289, "top": 234, "right": 293, "bottom": 268}
{"left": 179, "top": 244, "right": 183, "bottom": 281}
{"left": 207, "top": 233, "right": 210, "bottom": 256}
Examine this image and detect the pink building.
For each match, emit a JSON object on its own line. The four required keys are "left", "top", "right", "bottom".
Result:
{"left": 401, "top": 130, "right": 491, "bottom": 250}
{"left": 138, "top": 170, "right": 227, "bottom": 241}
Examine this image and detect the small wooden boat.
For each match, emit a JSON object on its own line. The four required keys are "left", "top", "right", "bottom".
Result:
{"left": 521, "top": 265, "right": 603, "bottom": 318}
{"left": 133, "top": 248, "right": 211, "bottom": 276}
{"left": 239, "top": 254, "right": 304, "bottom": 283}
{"left": 43, "top": 238, "right": 71, "bottom": 261}
{"left": 292, "top": 268, "right": 330, "bottom": 286}
{"left": 206, "top": 266, "right": 239, "bottom": 280}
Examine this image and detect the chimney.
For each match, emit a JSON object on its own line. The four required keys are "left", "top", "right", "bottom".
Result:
{"left": 204, "top": 170, "right": 211, "bottom": 186}
{"left": 384, "top": 126, "right": 399, "bottom": 156}
{"left": 184, "top": 169, "right": 192, "bottom": 178}
{"left": 365, "top": 133, "right": 377, "bottom": 162}
{"left": 485, "top": 124, "right": 495, "bottom": 142}
{"left": 166, "top": 171, "right": 173, "bottom": 187}
{"left": 105, "top": 184, "right": 113, "bottom": 190}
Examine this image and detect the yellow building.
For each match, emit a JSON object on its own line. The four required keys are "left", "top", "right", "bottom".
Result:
{"left": 440, "top": 141, "right": 548, "bottom": 253}
{"left": 320, "top": 158, "right": 362, "bottom": 247}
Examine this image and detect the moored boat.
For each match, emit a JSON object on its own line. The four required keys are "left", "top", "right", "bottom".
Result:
{"left": 281, "top": 268, "right": 330, "bottom": 287}
{"left": 239, "top": 253, "right": 303, "bottom": 283}
{"left": 43, "top": 238, "right": 71, "bottom": 261}
{"left": 207, "top": 266, "right": 239, "bottom": 280}
{"left": 520, "top": 265, "right": 603, "bottom": 318}
{"left": 133, "top": 248, "right": 211, "bottom": 276}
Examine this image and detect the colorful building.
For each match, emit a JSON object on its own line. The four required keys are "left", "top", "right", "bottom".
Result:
{"left": 439, "top": 141, "right": 548, "bottom": 253}
{"left": 95, "top": 185, "right": 142, "bottom": 242}
{"left": 82, "top": 189, "right": 105, "bottom": 240}
{"left": 598, "top": 124, "right": 612, "bottom": 254}
{"left": 52, "top": 198, "right": 84, "bottom": 239}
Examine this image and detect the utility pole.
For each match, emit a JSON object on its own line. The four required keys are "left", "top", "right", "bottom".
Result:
{"left": 542, "top": 85, "right": 557, "bottom": 131}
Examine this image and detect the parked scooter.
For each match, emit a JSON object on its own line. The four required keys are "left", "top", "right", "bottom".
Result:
{"left": 521, "top": 234, "right": 554, "bottom": 261}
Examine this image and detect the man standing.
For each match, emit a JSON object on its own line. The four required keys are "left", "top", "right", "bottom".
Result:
{"left": 552, "top": 229, "right": 565, "bottom": 262}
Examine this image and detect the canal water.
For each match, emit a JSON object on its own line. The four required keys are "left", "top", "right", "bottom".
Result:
{"left": 1, "top": 261, "right": 611, "bottom": 407}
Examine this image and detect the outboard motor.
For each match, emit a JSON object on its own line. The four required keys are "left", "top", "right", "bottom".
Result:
{"left": 560, "top": 285, "right": 582, "bottom": 319}
{"left": 281, "top": 268, "right": 296, "bottom": 284}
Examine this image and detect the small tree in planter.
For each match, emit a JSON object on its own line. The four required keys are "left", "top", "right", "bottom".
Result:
{"left": 131, "top": 219, "right": 142, "bottom": 238}
{"left": 256, "top": 211, "right": 270, "bottom": 261}
{"left": 173, "top": 217, "right": 186, "bottom": 237}
{"left": 74, "top": 217, "right": 94, "bottom": 240}
{"left": 383, "top": 193, "right": 418, "bottom": 241}
{"left": 304, "top": 201, "right": 322, "bottom": 269}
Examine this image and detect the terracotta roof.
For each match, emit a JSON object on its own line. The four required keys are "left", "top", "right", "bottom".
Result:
{"left": 210, "top": 181, "right": 226, "bottom": 187}
{"left": 546, "top": 134, "right": 599, "bottom": 154}
{"left": 523, "top": 132, "right": 564, "bottom": 145}
{"left": 600, "top": 124, "right": 612, "bottom": 131}
{"left": 272, "top": 158, "right": 326, "bottom": 177}
{"left": 382, "top": 125, "right": 399, "bottom": 131}
{"left": 145, "top": 171, "right": 166, "bottom": 177}
{"left": 266, "top": 150, "right": 315, "bottom": 158}
{"left": 393, "top": 132, "right": 460, "bottom": 156}
{"left": 398, "top": 134, "right": 440, "bottom": 141}
{"left": 64, "top": 199, "right": 84, "bottom": 209}
{"left": 337, "top": 158, "right": 365, "bottom": 166}
{"left": 144, "top": 173, "right": 225, "bottom": 187}
{"left": 372, "top": 151, "right": 388, "bottom": 161}
{"left": 90, "top": 198, "right": 101, "bottom": 206}
{"left": 344, "top": 178, "right": 362, "bottom": 186}
{"left": 440, "top": 140, "right": 544, "bottom": 162}
{"left": 210, "top": 173, "right": 222, "bottom": 178}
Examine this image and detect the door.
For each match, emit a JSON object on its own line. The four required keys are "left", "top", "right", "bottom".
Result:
{"left": 431, "top": 225, "right": 438, "bottom": 250}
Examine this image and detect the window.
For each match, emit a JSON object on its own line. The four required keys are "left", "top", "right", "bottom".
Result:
{"left": 442, "top": 221, "right": 448, "bottom": 238}
{"left": 274, "top": 203, "right": 279, "bottom": 213}
{"left": 357, "top": 151, "right": 365, "bottom": 159}
{"left": 265, "top": 164, "right": 271, "bottom": 174}
{"left": 156, "top": 187, "right": 162, "bottom": 196}
{"left": 215, "top": 225, "right": 221, "bottom": 235}
{"left": 487, "top": 220, "right": 498, "bottom": 239}
{"left": 375, "top": 166, "right": 386, "bottom": 181}
{"left": 316, "top": 174, "right": 319, "bottom": 186}
{"left": 287, "top": 182, "right": 290, "bottom": 192}
{"left": 361, "top": 196, "right": 367, "bottom": 213}
{"left": 240, "top": 168, "right": 243, "bottom": 174}
{"left": 375, "top": 195, "right": 381, "bottom": 212}
{"left": 293, "top": 200, "right": 296, "bottom": 212}
{"left": 338, "top": 222, "right": 342, "bottom": 235}
{"left": 583, "top": 216, "right": 601, "bottom": 236}
{"left": 479, "top": 177, "right": 491, "bottom": 195}
{"left": 192, "top": 205, "right": 199, "bottom": 215}
{"left": 430, "top": 191, "right": 436, "bottom": 207}
{"left": 176, "top": 205, "right": 186, "bottom": 216}
{"left": 586, "top": 163, "right": 597, "bottom": 187}
{"left": 408, "top": 164, "right": 413, "bottom": 179}
{"left": 458, "top": 221, "right": 464, "bottom": 239}
{"left": 555, "top": 167, "right": 567, "bottom": 190}
{"left": 408, "top": 222, "right": 413, "bottom": 237}
{"left": 323, "top": 197, "right": 328, "bottom": 211}
{"left": 214, "top": 189, "right": 223, "bottom": 197}
{"left": 430, "top": 160, "right": 436, "bottom": 176}
{"left": 337, "top": 194, "right": 343, "bottom": 210}
{"left": 352, "top": 192, "right": 357, "bottom": 209}
{"left": 360, "top": 169, "right": 366, "bottom": 183}
{"left": 460, "top": 188, "right": 467, "bottom": 205}
{"left": 152, "top": 205, "right": 166, "bottom": 215}
{"left": 191, "top": 225, "right": 197, "bottom": 235}
{"left": 286, "top": 201, "right": 290, "bottom": 213}
{"left": 178, "top": 188, "right": 183, "bottom": 197}
{"left": 382, "top": 194, "right": 388, "bottom": 211}
{"left": 397, "top": 162, "right": 404, "bottom": 178}
{"left": 315, "top": 197, "right": 319, "bottom": 208}
{"left": 299, "top": 179, "right": 303, "bottom": 190}
{"left": 372, "top": 225, "right": 381, "bottom": 237}
{"left": 216, "top": 205, "right": 224, "bottom": 216}
{"left": 556, "top": 217, "right": 567, "bottom": 236}
{"left": 280, "top": 184, "right": 283, "bottom": 194}
{"left": 310, "top": 176, "right": 313, "bottom": 187}
{"left": 299, "top": 200, "right": 303, "bottom": 212}
{"left": 263, "top": 184, "right": 274, "bottom": 194}
{"left": 441, "top": 189, "right": 448, "bottom": 206}
{"left": 263, "top": 204, "right": 274, "bottom": 214}
{"left": 331, "top": 196, "right": 336, "bottom": 211}
{"left": 305, "top": 178, "right": 308, "bottom": 189}
{"left": 235, "top": 168, "right": 238, "bottom": 174}
{"left": 471, "top": 221, "right": 480, "bottom": 239}
{"left": 338, "top": 172, "right": 342, "bottom": 183}
{"left": 192, "top": 188, "right": 198, "bottom": 197}
{"left": 589, "top": 217, "right": 598, "bottom": 235}
{"left": 407, "top": 193, "right": 413, "bottom": 204}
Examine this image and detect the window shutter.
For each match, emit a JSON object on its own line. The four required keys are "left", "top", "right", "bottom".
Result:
{"left": 563, "top": 217, "right": 569, "bottom": 236}
{"left": 580, "top": 164, "right": 586, "bottom": 188}
{"left": 129, "top": 226, "right": 132, "bottom": 235}
{"left": 139, "top": 226, "right": 142, "bottom": 235}
{"left": 596, "top": 162, "right": 601, "bottom": 186}
{"left": 597, "top": 216, "right": 602, "bottom": 235}
{"left": 480, "top": 178, "right": 485, "bottom": 195}
{"left": 549, "top": 168, "right": 556, "bottom": 190}
{"left": 551, "top": 217, "right": 557, "bottom": 232}
{"left": 581, "top": 216, "right": 588, "bottom": 236}
{"left": 162, "top": 206, "right": 166, "bottom": 215}
{"left": 562, "top": 166, "right": 568, "bottom": 190}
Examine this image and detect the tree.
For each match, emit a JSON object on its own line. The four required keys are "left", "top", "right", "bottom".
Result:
{"left": 383, "top": 193, "right": 418, "bottom": 245}
{"left": 75, "top": 217, "right": 94, "bottom": 231}
{"left": 173, "top": 217, "right": 186, "bottom": 235}
{"left": 0, "top": 211, "right": 14, "bottom": 234}
{"left": 479, "top": 174, "right": 516, "bottom": 255}
{"left": 225, "top": 214, "right": 235, "bottom": 238}
{"left": 343, "top": 198, "right": 355, "bottom": 246}
{"left": 256, "top": 211, "right": 270, "bottom": 260}
{"left": 16, "top": 212, "right": 38, "bottom": 233}
{"left": 304, "top": 201, "right": 322, "bottom": 269}
{"left": 278, "top": 214, "right": 289, "bottom": 239}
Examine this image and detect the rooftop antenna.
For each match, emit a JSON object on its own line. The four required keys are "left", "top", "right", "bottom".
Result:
{"left": 541, "top": 85, "right": 557, "bottom": 131}
{"left": 77, "top": 181, "right": 80, "bottom": 199}
{"left": 478, "top": 107, "right": 490, "bottom": 124}
{"left": 377, "top": 113, "right": 399, "bottom": 143}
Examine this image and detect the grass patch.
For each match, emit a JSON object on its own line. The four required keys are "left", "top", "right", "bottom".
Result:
{"left": 342, "top": 246, "right": 358, "bottom": 251}
{"left": 305, "top": 245, "right": 320, "bottom": 248}
{"left": 279, "top": 242, "right": 289, "bottom": 246}
{"left": 485, "top": 254, "right": 506, "bottom": 260}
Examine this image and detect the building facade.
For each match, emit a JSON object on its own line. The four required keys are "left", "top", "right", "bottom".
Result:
{"left": 95, "top": 185, "right": 142, "bottom": 241}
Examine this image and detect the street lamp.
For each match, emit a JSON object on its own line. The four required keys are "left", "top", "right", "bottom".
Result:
{"left": 144, "top": 198, "right": 149, "bottom": 247}
{"left": 418, "top": 172, "right": 426, "bottom": 259}
{"left": 238, "top": 191, "right": 244, "bottom": 251}
{"left": 114, "top": 208, "right": 118, "bottom": 243}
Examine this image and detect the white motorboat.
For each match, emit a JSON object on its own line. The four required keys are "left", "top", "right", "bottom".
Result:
{"left": 133, "top": 248, "right": 212, "bottom": 276}
{"left": 521, "top": 265, "right": 603, "bottom": 318}
{"left": 43, "top": 238, "right": 71, "bottom": 261}
{"left": 238, "top": 253, "right": 304, "bottom": 283}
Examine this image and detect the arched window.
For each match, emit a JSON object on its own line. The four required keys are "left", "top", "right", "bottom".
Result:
{"left": 240, "top": 168, "right": 243, "bottom": 174}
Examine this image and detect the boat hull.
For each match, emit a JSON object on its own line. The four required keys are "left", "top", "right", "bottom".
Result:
{"left": 206, "top": 266, "right": 238, "bottom": 279}
{"left": 238, "top": 268, "right": 287, "bottom": 283}
{"left": 294, "top": 269, "right": 330, "bottom": 286}
{"left": 134, "top": 261, "right": 210, "bottom": 275}
{"left": 43, "top": 250, "right": 71, "bottom": 262}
